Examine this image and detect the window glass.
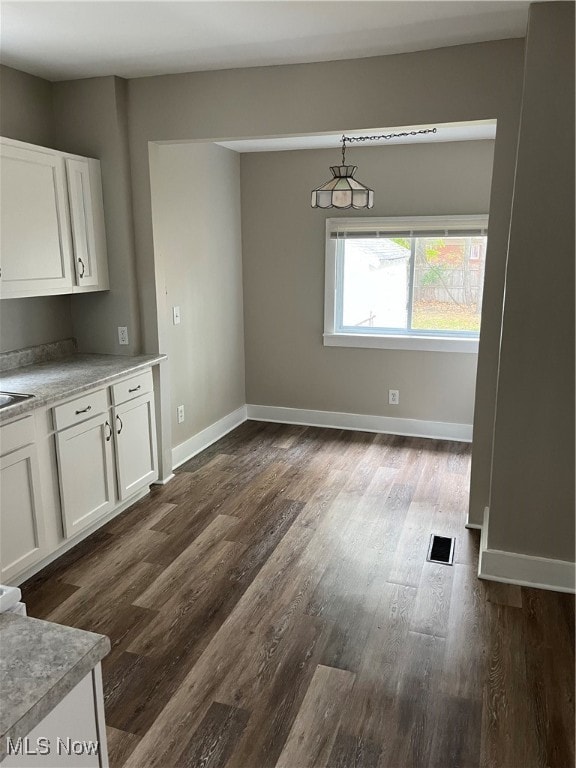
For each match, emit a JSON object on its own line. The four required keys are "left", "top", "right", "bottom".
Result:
{"left": 335, "top": 227, "right": 487, "bottom": 337}
{"left": 340, "top": 237, "right": 410, "bottom": 330}
{"left": 411, "top": 236, "right": 486, "bottom": 333}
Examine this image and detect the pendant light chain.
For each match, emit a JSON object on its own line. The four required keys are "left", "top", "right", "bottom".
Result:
{"left": 341, "top": 127, "right": 437, "bottom": 156}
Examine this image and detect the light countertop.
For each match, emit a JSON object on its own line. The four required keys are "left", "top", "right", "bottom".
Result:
{"left": 0, "top": 613, "right": 110, "bottom": 761}
{"left": 0, "top": 353, "right": 165, "bottom": 423}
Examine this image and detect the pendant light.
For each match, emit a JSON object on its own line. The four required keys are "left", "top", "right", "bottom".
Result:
{"left": 311, "top": 128, "right": 437, "bottom": 210}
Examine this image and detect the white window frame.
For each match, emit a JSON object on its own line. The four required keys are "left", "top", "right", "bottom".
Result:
{"left": 323, "top": 214, "right": 488, "bottom": 353}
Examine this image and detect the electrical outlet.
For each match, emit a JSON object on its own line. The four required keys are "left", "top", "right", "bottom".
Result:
{"left": 177, "top": 404, "right": 185, "bottom": 424}
{"left": 173, "top": 306, "right": 181, "bottom": 325}
{"left": 118, "top": 326, "right": 129, "bottom": 345}
{"left": 389, "top": 389, "right": 400, "bottom": 405}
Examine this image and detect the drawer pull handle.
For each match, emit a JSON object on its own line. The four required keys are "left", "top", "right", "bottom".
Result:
{"left": 116, "top": 415, "right": 123, "bottom": 435}
{"left": 78, "top": 258, "right": 86, "bottom": 278}
{"left": 128, "top": 385, "right": 141, "bottom": 393}
{"left": 105, "top": 421, "right": 112, "bottom": 442}
{"left": 75, "top": 405, "right": 92, "bottom": 415}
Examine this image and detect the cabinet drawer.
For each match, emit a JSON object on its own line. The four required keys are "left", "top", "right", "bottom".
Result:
{"left": 111, "top": 369, "right": 153, "bottom": 405}
{"left": 0, "top": 415, "right": 35, "bottom": 456}
{"left": 53, "top": 388, "right": 108, "bottom": 431}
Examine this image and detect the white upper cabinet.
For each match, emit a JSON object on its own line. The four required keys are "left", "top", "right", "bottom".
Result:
{"left": 65, "top": 157, "right": 109, "bottom": 292}
{"left": 0, "top": 137, "right": 109, "bottom": 299}
{"left": 0, "top": 142, "right": 74, "bottom": 295}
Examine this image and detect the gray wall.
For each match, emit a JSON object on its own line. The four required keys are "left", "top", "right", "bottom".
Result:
{"left": 487, "top": 2, "right": 575, "bottom": 561}
{"left": 51, "top": 76, "right": 141, "bottom": 355}
{"left": 0, "top": 65, "right": 53, "bottom": 146}
{"left": 241, "top": 140, "right": 494, "bottom": 422}
{"left": 126, "top": 39, "right": 524, "bottom": 516}
{"left": 0, "top": 65, "right": 73, "bottom": 352}
{"left": 0, "top": 296, "right": 73, "bottom": 353}
{"left": 149, "top": 142, "right": 245, "bottom": 445}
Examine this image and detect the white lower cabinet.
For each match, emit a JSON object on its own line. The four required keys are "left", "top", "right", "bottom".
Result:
{"left": 0, "top": 366, "right": 159, "bottom": 584}
{"left": 53, "top": 370, "right": 159, "bottom": 542}
{"left": 1, "top": 665, "right": 109, "bottom": 768}
{"left": 0, "top": 417, "right": 47, "bottom": 583}
{"left": 114, "top": 392, "right": 157, "bottom": 500}
{"left": 55, "top": 413, "right": 116, "bottom": 538}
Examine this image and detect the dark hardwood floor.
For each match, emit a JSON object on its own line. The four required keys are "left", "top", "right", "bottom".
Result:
{"left": 21, "top": 421, "right": 575, "bottom": 768}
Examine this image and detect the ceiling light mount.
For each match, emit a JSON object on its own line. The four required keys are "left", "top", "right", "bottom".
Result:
{"left": 311, "top": 127, "right": 438, "bottom": 209}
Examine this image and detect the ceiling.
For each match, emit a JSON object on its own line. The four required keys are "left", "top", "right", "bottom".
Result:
{"left": 0, "top": 1, "right": 532, "bottom": 82}
{"left": 215, "top": 120, "right": 497, "bottom": 153}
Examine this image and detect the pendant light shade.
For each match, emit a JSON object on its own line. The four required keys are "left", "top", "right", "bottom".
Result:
{"left": 311, "top": 165, "right": 374, "bottom": 209}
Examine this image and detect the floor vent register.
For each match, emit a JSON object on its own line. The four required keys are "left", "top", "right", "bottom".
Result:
{"left": 427, "top": 534, "right": 455, "bottom": 565}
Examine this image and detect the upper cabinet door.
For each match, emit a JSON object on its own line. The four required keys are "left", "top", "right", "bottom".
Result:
{"left": 0, "top": 141, "right": 74, "bottom": 297}
{"left": 66, "top": 157, "right": 109, "bottom": 292}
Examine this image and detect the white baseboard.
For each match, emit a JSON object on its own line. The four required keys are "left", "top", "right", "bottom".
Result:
{"left": 170, "top": 402, "right": 471, "bottom": 472}
{"left": 152, "top": 473, "right": 175, "bottom": 486}
{"left": 479, "top": 549, "right": 576, "bottom": 593}
{"left": 172, "top": 405, "right": 247, "bottom": 469}
{"left": 479, "top": 507, "right": 576, "bottom": 594}
{"left": 246, "top": 404, "right": 472, "bottom": 442}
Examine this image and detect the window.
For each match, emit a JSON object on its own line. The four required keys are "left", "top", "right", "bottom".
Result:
{"left": 324, "top": 215, "right": 488, "bottom": 352}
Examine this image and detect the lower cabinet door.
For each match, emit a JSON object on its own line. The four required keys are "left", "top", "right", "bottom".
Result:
{"left": 0, "top": 445, "right": 47, "bottom": 582}
{"left": 56, "top": 414, "right": 115, "bottom": 538}
{"left": 113, "top": 393, "right": 158, "bottom": 500}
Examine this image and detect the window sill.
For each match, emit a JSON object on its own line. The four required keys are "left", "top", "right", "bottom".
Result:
{"left": 323, "top": 333, "right": 479, "bottom": 353}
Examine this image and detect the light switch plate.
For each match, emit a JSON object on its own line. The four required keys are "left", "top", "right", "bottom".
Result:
{"left": 118, "top": 326, "right": 129, "bottom": 345}
{"left": 173, "top": 306, "right": 181, "bottom": 325}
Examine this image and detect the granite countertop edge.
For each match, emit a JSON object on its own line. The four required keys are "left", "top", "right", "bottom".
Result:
{"left": 0, "top": 353, "right": 166, "bottom": 424}
{"left": 0, "top": 616, "right": 110, "bottom": 761}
